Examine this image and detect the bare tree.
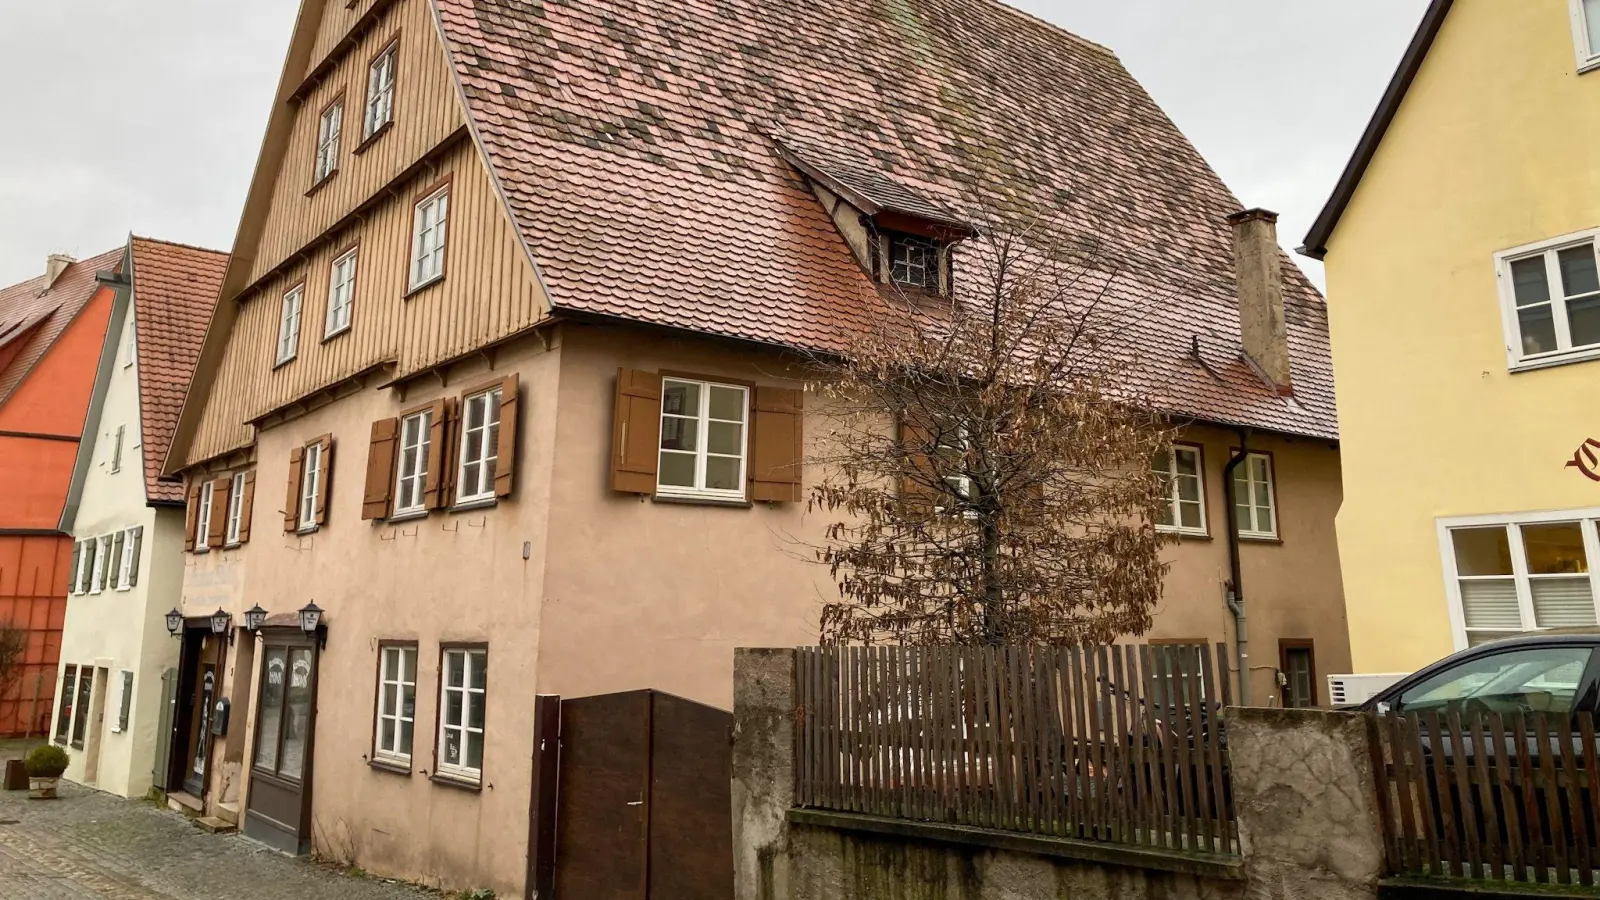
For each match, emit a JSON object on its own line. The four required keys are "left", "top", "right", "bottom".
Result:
{"left": 0, "top": 625, "right": 26, "bottom": 699}
{"left": 807, "top": 210, "right": 1177, "bottom": 647}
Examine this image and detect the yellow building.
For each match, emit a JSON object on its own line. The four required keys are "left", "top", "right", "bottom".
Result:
{"left": 1304, "top": 0, "right": 1600, "bottom": 674}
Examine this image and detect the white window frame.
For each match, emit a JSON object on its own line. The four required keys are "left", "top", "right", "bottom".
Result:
{"left": 225, "top": 472, "right": 246, "bottom": 546}
{"left": 123, "top": 315, "right": 135, "bottom": 368}
{"left": 1232, "top": 451, "right": 1277, "bottom": 540}
{"left": 455, "top": 388, "right": 501, "bottom": 505}
{"left": 195, "top": 481, "right": 215, "bottom": 551}
{"left": 364, "top": 42, "right": 397, "bottom": 139}
{"left": 409, "top": 186, "right": 449, "bottom": 291}
{"left": 110, "top": 424, "right": 124, "bottom": 473}
{"left": 373, "top": 644, "right": 417, "bottom": 766}
{"left": 77, "top": 540, "right": 96, "bottom": 595}
{"left": 1154, "top": 444, "right": 1207, "bottom": 537}
{"left": 117, "top": 527, "right": 136, "bottom": 590}
{"left": 394, "top": 409, "right": 432, "bottom": 515}
{"left": 91, "top": 534, "right": 112, "bottom": 592}
{"left": 437, "top": 648, "right": 486, "bottom": 783}
{"left": 276, "top": 283, "right": 304, "bottom": 365}
{"left": 1570, "top": 0, "right": 1600, "bottom": 73}
{"left": 314, "top": 99, "right": 342, "bottom": 183}
{"left": 325, "top": 247, "right": 357, "bottom": 338}
{"left": 1437, "top": 507, "right": 1600, "bottom": 652}
{"left": 655, "top": 377, "right": 749, "bottom": 501}
{"left": 299, "top": 442, "right": 323, "bottom": 532}
{"left": 1495, "top": 229, "right": 1600, "bottom": 372}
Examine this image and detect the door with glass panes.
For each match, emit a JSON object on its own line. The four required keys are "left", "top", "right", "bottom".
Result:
{"left": 243, "top": 631, "right": 318, "bottom": 855}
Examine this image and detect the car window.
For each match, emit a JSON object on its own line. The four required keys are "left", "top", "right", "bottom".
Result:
{"left": 1397, "top": 646, "right": 1593, "bottom": 718}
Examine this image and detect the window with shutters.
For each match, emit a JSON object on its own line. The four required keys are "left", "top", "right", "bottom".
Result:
{"left": 657, "top": 378, "right": 748, "bottom": 500}
{"left": 299, "top": 442, "right": 323, "bottom": 531}
{"left": 1442, "top": 510, "right": 1600, "bottom": 650}
{"left": 77, "top": 540, "right": 96, "bottom": 594}
{"left": 225, "top": 472, "right": 246, "bottom": 545}
{"left": 1231, "top": 451, "right": 1277, "bottom": 539}
{"left": 325, "top": 247, "right": 356, "bottom": 338}
{"left": 276, "top": 283, "right": 304, "bottom": 365}
{"left": 394, "top": 409, "right": 432, "bottom": 514}
{"left": 456, "top": 387, "right": 501, "bottom": 504}
{"left": 437, "top": 647, "right": 486, "bottom": 784}
{"left": 410, "top": 185, "right": 449, "bottom": 291}
{"left": 195, "top": 481, "right": 215, "bottom": 551}
{"left": 313, "top": 96, "right": 342, "bottom": 185}
{"left": 373, "top": 643, "right": 417, "bottom": 768}
{"left": 91, "top": 534, "right": 112, "bottom": 592}
{"left": 1153, "top": 444, "right": 1206, "bottom": 536}
{"left": 363, "top": 40, "right": 397, "bottom": 139}
{"left": 114, "top": 670, "right": 133, "bottom": 733}
{"left": 117, "top": 526, "right": 141, "bottom": 590}
{"left": 110, "top": 531, "right": 126, "bottom": 591}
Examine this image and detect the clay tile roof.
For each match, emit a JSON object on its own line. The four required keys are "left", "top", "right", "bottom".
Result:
{"left": 0, "top": 248, "right": 124, "bottom": 408}
{"left": 434, "top": 0, "right": 1337, "bottom": 441}
{"left": 128, "top": 238, "right": 228, "bottom": 503}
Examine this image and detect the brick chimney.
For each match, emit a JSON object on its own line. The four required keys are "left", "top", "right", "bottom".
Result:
{"left": 45, "top": 254, "right": 74, "bottom": 286}
{"left": 1226, "top": 208, "right": 1292, "bottom": 395}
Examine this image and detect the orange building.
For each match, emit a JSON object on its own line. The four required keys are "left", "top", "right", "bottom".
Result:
{"left": 0, "top": 250, "right": 123, "bottom": 736}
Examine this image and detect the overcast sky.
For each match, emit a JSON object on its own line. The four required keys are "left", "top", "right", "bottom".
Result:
{"left": 0, "top": 1, "right": 1428, "bottom": 289}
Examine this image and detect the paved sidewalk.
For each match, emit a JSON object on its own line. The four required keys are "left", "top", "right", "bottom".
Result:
{"left": 0, "top": 762, "right": 434, "bottom": 899}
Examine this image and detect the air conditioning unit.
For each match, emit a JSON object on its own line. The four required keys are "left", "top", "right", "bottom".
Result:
{"left": 1326, "top": 673, "right": 1408, "bottom": 707}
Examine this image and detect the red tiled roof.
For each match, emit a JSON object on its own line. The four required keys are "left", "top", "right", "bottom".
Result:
{"left": 434, "top": 0, "right": 1336, "bottom": 441}
{"left": 0, "top": 248, "right": 124, "bottom": 408}
{"left": 128, "top": 238, "right": 228, "bottom": 503}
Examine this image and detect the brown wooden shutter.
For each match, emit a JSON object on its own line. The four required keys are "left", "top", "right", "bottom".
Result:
{"left": 440, "top": 397, "right": 462, "bottom": 507}
{"left": 184, "top": 480, "right": 201, "bottom": 550}
{"left": 363, "top": 418, "right": 399, "bottom": 520}
{"left": 207, "top": 476, "right": 229, "bottom": 547}
{"left": 423, "top": 398, "right": 448, "bottom": 510}
{"left": 314, "top": 434, "right": 334, "bottom": 525}
{"left": 749, "top": 386, "right": 804, "bottom": 502}
{"left": 237, "top": 471, "right": 256, "bottom": 544}
{"left": 610, "top": 368, "right": 662, "bottom": 493}
{"left": 899, "top": 417, "right": 937, "bottom": 510}
{"left": 284, "top": 446, "right": 305, "bottom": 532}
{"left": 494, "top": 375, "right": 519, "bottom": 498}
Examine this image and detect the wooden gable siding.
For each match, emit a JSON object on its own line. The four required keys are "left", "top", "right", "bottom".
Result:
{"left": 246, "top": 0, "right": 465, "bottom": 289}
{"left": 184, "top": 137, "right": 547, "bottom": 466}
{"left": 307, "top": 0, "right": 381, "bottom": 71}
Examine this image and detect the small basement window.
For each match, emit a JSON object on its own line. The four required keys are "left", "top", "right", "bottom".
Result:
{"left": 887, "top": 233, "right": 940, "bottom": 290}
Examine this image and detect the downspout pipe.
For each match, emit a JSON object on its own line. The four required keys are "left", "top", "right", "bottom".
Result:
{"left": 1222, "top": 429, "right": 1251, "bottom": 706}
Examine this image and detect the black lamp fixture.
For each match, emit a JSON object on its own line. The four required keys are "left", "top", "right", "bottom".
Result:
{"left": 243, "top": 604, "right": 269, "bottom": 634}
{"left": 210, "top": 608, "right": 233, "bottom": 643}
{"left": 164, "top": 608, "right": 184, "bottom": 638}
{"left": 298, "top": 601, "right": 325, "bottom": 648}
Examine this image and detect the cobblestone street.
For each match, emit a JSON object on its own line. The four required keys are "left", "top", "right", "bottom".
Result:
{"left": 0, "top": 747, "right": 434, "bottom": 899}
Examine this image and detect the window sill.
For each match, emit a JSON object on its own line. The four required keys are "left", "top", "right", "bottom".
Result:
{"left": 652, "top": 493, "right": 752, "bottom": 509}
{"left": 353, "top": 120, "right": 393, "bottom": 155}
{"left": 429, "top": 772, "right": 482, "bottom": 793}
{"left": 386, "top": 508, "right": 430, "bottom": 523}
{"left": 304, "top": 171, "right": 338, "bottom": 198}
{"left": 368, "top": 758, "right": 412, "bottom": 777}
{"left": 1579, "top": 55, "right": 1600, "bottom": 75}
{"left": 404, "top": 274, "right": 444, "bottom": 300}
{"left": 450, "top": 496, "right": 498, "bottom": 514}
{"left": 296, "top": 525, "right": 320, "bottom": 536}
{"left": 1157, "top": 528, "right": 1211, "bottom": 542}
{"left": 272, "top": 354, "right": 297, "bottom": 371}
{"left": 321, "top": 324, "right": 351, "bottom": 344}
{"left": 1509, "top": 345, "right": 1600, "bottom": 373}
{"left": 1238, "top": 532, "right": 1282, "bottom": 544}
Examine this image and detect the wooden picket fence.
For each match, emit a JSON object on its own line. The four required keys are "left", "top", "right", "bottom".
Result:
{"left": 1371, "top": 710, "right": 1600, "bottom": 885}
{"left": 793, "top": 644, "right": 1238, "bottom": 856}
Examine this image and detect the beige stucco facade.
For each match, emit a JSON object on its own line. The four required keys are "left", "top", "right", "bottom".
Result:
{"left": 56, "top": 294, "right": 186, "bottom": 798}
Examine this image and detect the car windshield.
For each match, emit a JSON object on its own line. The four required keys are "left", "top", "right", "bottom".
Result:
{"left": 1397, "top": 645, "right": 1592, "bottom": 718}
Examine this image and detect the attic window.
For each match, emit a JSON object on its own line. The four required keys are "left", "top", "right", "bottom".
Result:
{"left": 888, "top": 233, "right": 939, "bottom": 290}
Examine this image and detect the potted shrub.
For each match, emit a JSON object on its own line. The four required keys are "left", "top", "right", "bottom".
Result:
{"left": 24, "top": 745, "right": 68, "bottom": 799}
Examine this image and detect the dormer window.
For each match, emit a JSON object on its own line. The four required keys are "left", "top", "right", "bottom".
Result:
{"left": 889, "top": 233, "right": 939, "bottom": 289}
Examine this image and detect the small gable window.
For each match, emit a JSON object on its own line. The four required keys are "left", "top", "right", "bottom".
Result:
{"left": 888, "top": 233, "right": 939, "bottom": 290}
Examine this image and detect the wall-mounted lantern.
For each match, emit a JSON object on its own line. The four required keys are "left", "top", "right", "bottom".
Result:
{"left": 243, "top": 604, "right": 268, "bottom": 634}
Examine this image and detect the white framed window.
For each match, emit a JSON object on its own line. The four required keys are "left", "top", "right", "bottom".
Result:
{"left": 225, "top": 472, "right": 246, "bottom": 546}
{"left": 888, "top": 233, "right": 939, "bottom": 289}
{"left": 656, "top": 377, "right": 748, "bottom": 500}
{"left": 109, "top": 532, "right": 125, "bottom": 590}
{"left": 299, "top": 442, "right": 323, "bottom": 531}
{"left": 325, "top": 247, "right": 357, "bottom": 337}
{"left": 1153, "top": 444, "right": 1206, "bottom": 536}
{"left": 1231, "top": 452, "right": 1277, "bottom": 539}
{"left": 195, "top": 481, "right": 215, "bottom": 551}
{"left": 276, "top": 283, "right": 304, "bottom": 365}
{"left": 394, "top": 409, "right": 432, "bottom": 514}
{"left": 314, "top": 99, "right": 342, "bottom": 183}
{"left": 123, "top": 316, "right": 135, "bottom": 367}
{"left": 456, "top": 388, "right": 501, "bottom": 504}
{"left": 374, "top": 644, "right": 417, "bottom": 766}
{"left": 1570, "top": 0, "right": 1600, "bottom": 72}
{"left": 409, "top": 186, "right": 449, "bottom": 290}
{"left": 364, "top": 42, "right": 397, "bottom": 139}
{"left": 1496, "top": 230, "right": 1600, "bottom": 371}
{"left": 110, "top": 424, "right": 124, "bottom": 473}
{"left": 1439, "top": 508, "right": 1600, "bottom": 651}
{"left": 932, "top": 419, "right": 975, "bottom": 516}
{"left": 95, "top": 534, "right": 113, "bottom": 591}
{"left": 437, "top": 647, "right": 486, "bottom": 782}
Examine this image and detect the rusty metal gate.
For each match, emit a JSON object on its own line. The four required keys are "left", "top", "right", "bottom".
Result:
{"left": 526, "top": 689, "right": 734, "bottom": 900}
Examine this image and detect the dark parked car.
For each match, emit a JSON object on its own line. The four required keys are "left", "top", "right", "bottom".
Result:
{"left": 1355, "top": 628, "right": 1600, "bottom": 721}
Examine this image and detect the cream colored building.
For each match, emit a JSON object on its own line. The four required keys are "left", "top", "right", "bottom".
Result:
{"left": 160, "top": 0, "right": 1348, "bottom": 893}
{"left": 51, "top": 238, "right": 227, "bottom": 798}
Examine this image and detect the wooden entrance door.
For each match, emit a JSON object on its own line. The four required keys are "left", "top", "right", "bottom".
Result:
{"left": 170, "top": 629, "right": 216, "bottom": 797}
{"left": 243, "top": 631, "right": 319, "bottom": 854}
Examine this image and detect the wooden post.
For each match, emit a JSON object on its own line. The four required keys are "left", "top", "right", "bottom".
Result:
{"left": 526, "top": 694, "right": 561, "bottom": 900}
